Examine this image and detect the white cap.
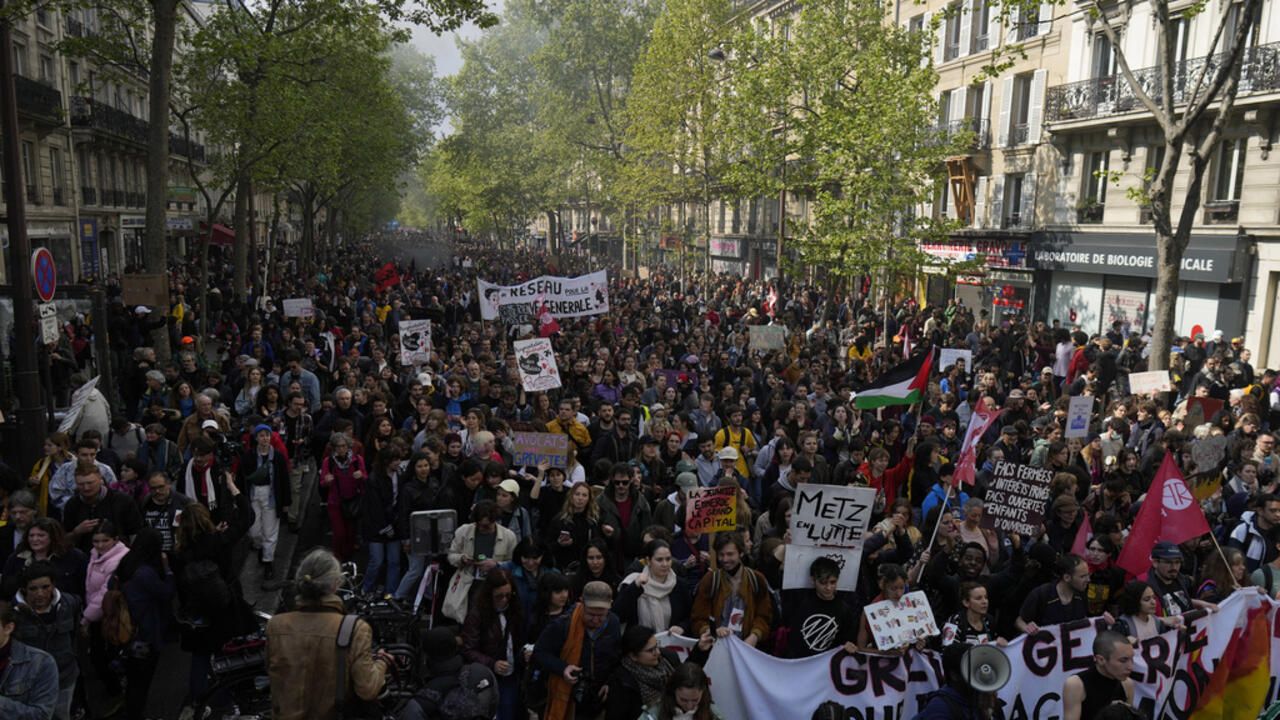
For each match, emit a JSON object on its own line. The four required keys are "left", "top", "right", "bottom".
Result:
{"left": 717, "top": 446, "right": 740, "bottom": 461}
{"left": 134, "top": 306, "right": 151, "bottom": 315}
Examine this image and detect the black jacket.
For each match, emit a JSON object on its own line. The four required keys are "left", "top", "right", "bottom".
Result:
{"left": 396, "top": 464, "right": 458, "bottom": 539}
{"left": 613, "top": 575, "right": 692, "bottom": 632}
{"left": 237, "top": 447, "right": 292, "bottom": 519}
{"left": 62, "top": 488, "right": 143, "bottom": 553}
{"left": 603, "top": 646, "right": 707, "bottom": 720}
{"left": 361, "top": 468, "right": 400, "bottom": 541}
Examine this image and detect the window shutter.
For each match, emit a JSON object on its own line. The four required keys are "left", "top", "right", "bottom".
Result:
{"left": 987, "top": 2, "right": 1002, "bottom": 50}
{"left": 1027, "top": 69, "right": 1047, "bottom": 144}
{"left": 1038, "top": 0, "right": 1054, "bottom": 35}
{"left": 959, "top": 0, "right": 974, "bottom": 57}
{"left": 1021, "top": 172, "right": 1038, "bottom": 227}
{"left": 973, "top": 176, "right": 988, "bottom": 228}
{"left": 950, "top": 86, "right": 968, "bottom": 123}
{"left": 998, "top": 76, "right": 1014, "bottom": 147}
{"left": 991, "top": 176, "right": 1005, "bottom": 228}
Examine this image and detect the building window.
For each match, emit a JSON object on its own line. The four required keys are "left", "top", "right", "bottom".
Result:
{"left": 944, "top": 2, "right": 963, "bottom": 60}
{"left": 938, "top": 89, "right": 952, "bottom": 127}
{"left": 937, "top": 179, "right": 950, "bottom": 218}
{"left": 1079, "top": 151, "right": 1108, "bottom": 223}
{"left": 39, "top": 55, "right": 54, "bottom": 87}
{"left": 908, "top": 13, "right": 924, "bottom": 35}
{"left": 1017, "top": 5, "right": 1041, "bottom": 41}
{"left": 1140, "top": 145, "right": 1165, "bottom": 223}
{"left": 13, "top": 42, "right": 26, "bottom": 77}
{"left": 972, "top": 0, "right": 991, "bottom": 52}
{"left": 1212, "top": 138, "right": 1246, "bottom": 202}
{"left": 49, "top": 147, "right": 63, "bottom": 205}
{"left": 68, "top": 61, "right": 79, "bottom": 92}
{"left": 717, "top": 200, "right": 726, "bottom": 234}
{"left": 1004, "top": 173, "right": 1025, "bottom": 227}
{"left": 1009, "top": 73, "right": 1032, "bottom": 146}
{"left": 21, "top": 141, "right": 37, "bottom": 203}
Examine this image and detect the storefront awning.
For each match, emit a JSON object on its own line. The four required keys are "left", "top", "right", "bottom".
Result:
{"left": 1028, "top": 231, "right": 1248, "bottom": 284}
{"left": 209, "top": 223, "right": 235, "bottom": 246}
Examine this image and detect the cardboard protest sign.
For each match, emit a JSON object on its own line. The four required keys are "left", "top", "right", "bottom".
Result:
{"left": 862, "top": 590, "right": 939, "bottom": 650}
{"left": 1065, "top": 396, "right": 1093, "bottom": 439}
{"left": 121, "top": 273, "right": 169, "bottom": 307}
{"left": 281, "top": 298, "right": 314, "bottom": 318}
{"left": 783, "top": 485, "right": 877, "bottom": 592}
{"left": 511, "top": 431, "right": 569, "bottom": 468}
{"left": 1191, "top": 435, "right": 1229, "bottom": 476}
{"left": 684, "top": 486, "right": 738, "bottom": 533}
{"left": 939, "top": 348, "right": 973, "bottom": 372}
{"left": 748, "top": 325, "right": 787, "bottom": 351}
{"left": 513, "top": 337, "right": 561, "bottom": 392}
{"left": 1185, "top": 397, "right": 1225, "bottom": 432}
{"left": 1129, "top": 370, "right": 1173, "bottom": 395}
{"left": 980, "top": 460, "right": 1053, "bottom": 537}
{"left": 398, "top": 319, "right": 432, "bottom": 366}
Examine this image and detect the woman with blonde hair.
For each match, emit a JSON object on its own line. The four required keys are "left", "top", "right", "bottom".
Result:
{"left": 547, "top": 482, "right": 603, "bottom": 571}
{"left": 28, "top": 432, "right": 71, "bottom": 516}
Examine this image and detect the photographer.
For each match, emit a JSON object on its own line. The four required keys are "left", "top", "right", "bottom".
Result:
{"left": 534, "top": 580, "right": 621, "bottom": 720}
{"left": 177, "top": 393, "right": 229, "bottom": 456}
{"left": 179, "top": 437, "right": 235, "bottom": 523}
{"left": 267, "top": 548, "right": 391, "bottom": 720}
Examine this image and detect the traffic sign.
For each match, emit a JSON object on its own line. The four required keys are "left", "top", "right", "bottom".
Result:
{"left": 38, "top": 303, "right": 58, "bottom": 345}
{"left": 31, "top": 247, "right": 56, "bottom": 302}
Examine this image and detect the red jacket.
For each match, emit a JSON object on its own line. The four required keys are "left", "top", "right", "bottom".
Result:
{"left": 858, "top": 451, "right": 914, "bottom": 506}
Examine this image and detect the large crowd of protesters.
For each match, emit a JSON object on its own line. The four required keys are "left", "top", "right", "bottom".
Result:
{"left": 1, "top": 229, "right": 1276, "bottom": 720}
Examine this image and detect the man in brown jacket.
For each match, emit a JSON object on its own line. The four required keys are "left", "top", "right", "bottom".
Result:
{"left": 267, "top": 548, "right": 391, "bottom": 719}
{"left": 176, "top": 392, "right": 230, "bottom": 454}
{"left": 690, "top": 532, "right": 774, "bottom": 647}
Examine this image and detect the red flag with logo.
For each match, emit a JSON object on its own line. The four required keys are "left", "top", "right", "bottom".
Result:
{"left": 1115, "top": 454, "right": 1211, "bottom": 576}
{"left": 954, "top": 408, "right": 1002, "bottom": 486}
{"left": 1071, "top": 512, "right": 1093, "bottom": 557}
{"left": 537, "top": 301, "right": 560, "bottom": 337}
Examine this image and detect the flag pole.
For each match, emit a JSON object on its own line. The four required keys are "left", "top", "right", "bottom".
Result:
{"left": 925, "top": 482, "right": 953, "bottom": 551}
{"left": 1209, "top": 532, "right": 1241, "bottom": 589}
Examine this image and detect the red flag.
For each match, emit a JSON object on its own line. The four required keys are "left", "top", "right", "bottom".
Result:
{"left": 374, "top": 262, "right": 401, "bottom": 293}
{"left": 954, "top": 408, "right": 1003, "bottom": 486}
{"left": 765, "top": 287, "right": 778, "bottom": 318}
{"left": 537, "top": 302, "right": 560, "bottom": 337}
{"left": 1115, "top": 454, "right": 1211, "bottom": 576}
{"left": 1071, "top": 512, "right": 1093, "bottom": 557}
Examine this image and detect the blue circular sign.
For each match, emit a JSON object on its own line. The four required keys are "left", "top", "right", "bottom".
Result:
{"left": 32, "top": 247, "right": 56, "bottom": 302}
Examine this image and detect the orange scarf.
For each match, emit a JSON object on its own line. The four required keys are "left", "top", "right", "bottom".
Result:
{"left": 544, "top": 603, "right": 587, "bottom": 720}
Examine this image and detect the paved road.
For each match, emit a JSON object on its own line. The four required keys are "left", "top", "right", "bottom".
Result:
{"left": 116, "top": 235, "right": 455, "bottom": 719}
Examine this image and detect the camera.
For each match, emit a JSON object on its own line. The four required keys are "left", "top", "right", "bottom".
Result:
{"left": 208, "top": 431, "right": 241, "bottom": 467}
{"left": 571, "top": 669, "right": 594, "bottom": 705}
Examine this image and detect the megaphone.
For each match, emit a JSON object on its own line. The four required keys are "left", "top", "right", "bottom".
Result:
{"left": 960, "top": 645, "right": 1011, "bottom": 693}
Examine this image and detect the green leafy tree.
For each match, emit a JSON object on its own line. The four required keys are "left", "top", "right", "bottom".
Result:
{"left": 718, "top": 0, "right": 966, "bottom": 287}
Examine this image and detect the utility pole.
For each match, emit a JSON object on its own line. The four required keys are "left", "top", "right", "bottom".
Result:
{"left": 1, "top": 8, "right": 48, "bottom": 470}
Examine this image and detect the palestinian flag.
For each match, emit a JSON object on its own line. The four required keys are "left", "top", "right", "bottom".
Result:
{"left": 852, "top": 350, "right": 934, "bottom": 409}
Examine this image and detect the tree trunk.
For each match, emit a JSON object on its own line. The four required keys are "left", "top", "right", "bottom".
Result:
{"left": 232, "top": 171, "right": 250, "bottom": 299}
{"left": 299, "top": 190, "right": 316, "bottom": 275}
{"left": 144, "top": 0, "right": 177, "bottom": 275}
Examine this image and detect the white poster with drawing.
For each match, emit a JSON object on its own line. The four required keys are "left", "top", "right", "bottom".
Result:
{"left": 862, "top": 591, "right": 939, "bottom": 651}
{"left": 1065, "top": 395, "right": 1092, "bottom": 438}
{"left": 939, "top": 348, "right": 973, "bottom": 372}
{"left": 399, "top": 319, "right": 432, "bottom": 366}
{"left": 514, "top": 337, "right": 562, "bottom": 392}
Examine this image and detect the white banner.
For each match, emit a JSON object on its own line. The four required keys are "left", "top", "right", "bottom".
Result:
{"left": 1129, "top": 370, "right": 1173, "bottom": 395}
{"left": 478, "top": 269, "right": 609, "bottom": 323}
{"left": 514, "top": 337, "right": 561, "bottom": 392}
{"left": 748, "top": 325, "right": 787, "bottom": 351}
{"left": 398, "top": 319, "right": 432, "bottom": 366}
{"left": 58, "top": 375, "right": 101, "bottom": 433}
{"left": 282, "top": 298, "right": 314, "bottom": 318}
{"left": 783, "top": 485, "right": 876, "bottom": 592}
{"left": 707, "top": 591, "right": 1277, "bottom": 720}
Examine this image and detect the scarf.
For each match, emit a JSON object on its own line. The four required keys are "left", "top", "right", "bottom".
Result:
{"left": 544, "top": 603, "right": 587, "bottom": 720}
{"left": 633, "top": 568, "right": 676, "bottom": 631}
{"left": 184, "top": 461, "right": 217, "bottom": 510}
{"left": 622, "top": 654, "right": 674, "bottom": 707}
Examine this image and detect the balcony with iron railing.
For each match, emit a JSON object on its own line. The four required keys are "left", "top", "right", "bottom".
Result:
{"left": 15, "top": 75, "right": 63, "bottom": 127}
{"left": 944, "top": 42, "right": 961, "bottom": 61}
{"left": 1047, "top": 42, "right": 1280, "bottom": 123}
{"left": 25, "top": 185, "right": 39, "bottom": 204}
{"left": 973, "top": 34, "right": 989, "bottom": 52}
{"left": 169, "top": 133, "right": 206, "bottom": 162}
{"left": 81, "top": 186, "right": 96, "bottom": 206}
{"left": 1077, "top": 202, "right": 1105, "bottom": 224}
{"left": 930, "top": 117, "right": 992, "bottom": 150}
{"left": 70, "top": 96, "right": 148, "bottom": 146}
{"left": 1002, "top": 211, "right": 1030, "bottom": 229}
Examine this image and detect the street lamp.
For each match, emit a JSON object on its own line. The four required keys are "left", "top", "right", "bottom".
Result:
{"left": 708, "top": 44, "right": 785, "bottom": 281}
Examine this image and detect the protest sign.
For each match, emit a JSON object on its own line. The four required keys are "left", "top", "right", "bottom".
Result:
{"left": 121, "top": 273, "right": 169, "bottom": 306}
{"left": 684, "top": 486, "right": 738, "bottom": 534}
{"left": 1130, "top": 370, "right": 1174, "bottom": 394}
{"left": 1191, "top": 435, "right": 1229, "bottom": 475}
{"left": 980, "top": 460, "right": 1053, "bottom": 537}
{"left": 511, "top": 432, "right": 569, "bottom": 469}
{"left": 655, "top": 631, "right": 698, "bottom": 663}
{"left": 862, "top": 590, "right": 939, "bottom": 651}
{"left": 1185, "top": 396, "right": 1225, "bottom": 432}
{"left": 706, "top": 591, "right": 1276, "bottom": 720}
{"left": 655, "top": 369, "right": 697, "bottom": 391}
{"left": 939, "top": 347, "right": 973, "bottom": 372}
{"left": 783, "top": 485, "right": 876, "bottom": 592}
{"left": 748, "top": 325, "right": 787, "bottom": 351}
{"left": 398, "top": 319, "right": 432, "bottom": 366}
{"left": 478, "top": 269, "right": 610, "bottom": 323}
{"left": 1065, "top": 395, "right": 1092, "bottom": 438}
{"left": 513, "top": 337, "right": 561, "bottom": 391}
{"left": 58, "top": 375, "right": 101, "bottom": 433}
{"left": 281, "top": 298, "right": 314, "bottom": 318}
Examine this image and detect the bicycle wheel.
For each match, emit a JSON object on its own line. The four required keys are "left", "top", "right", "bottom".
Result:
{"left": 193, "top": 671, "right": 272, "bottom": 720}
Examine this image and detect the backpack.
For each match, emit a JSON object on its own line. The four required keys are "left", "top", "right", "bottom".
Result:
{"left": 180, "top": 559, "right": 232, "bottom": 616}
{"left": 335, "top": 614, "right": 381, "bottom": 719}
{"left": 411, "top": 663, "right": 498, "bottom": 720}
{"left": 101, "top": 575, "right": 135, "bottom": 646}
